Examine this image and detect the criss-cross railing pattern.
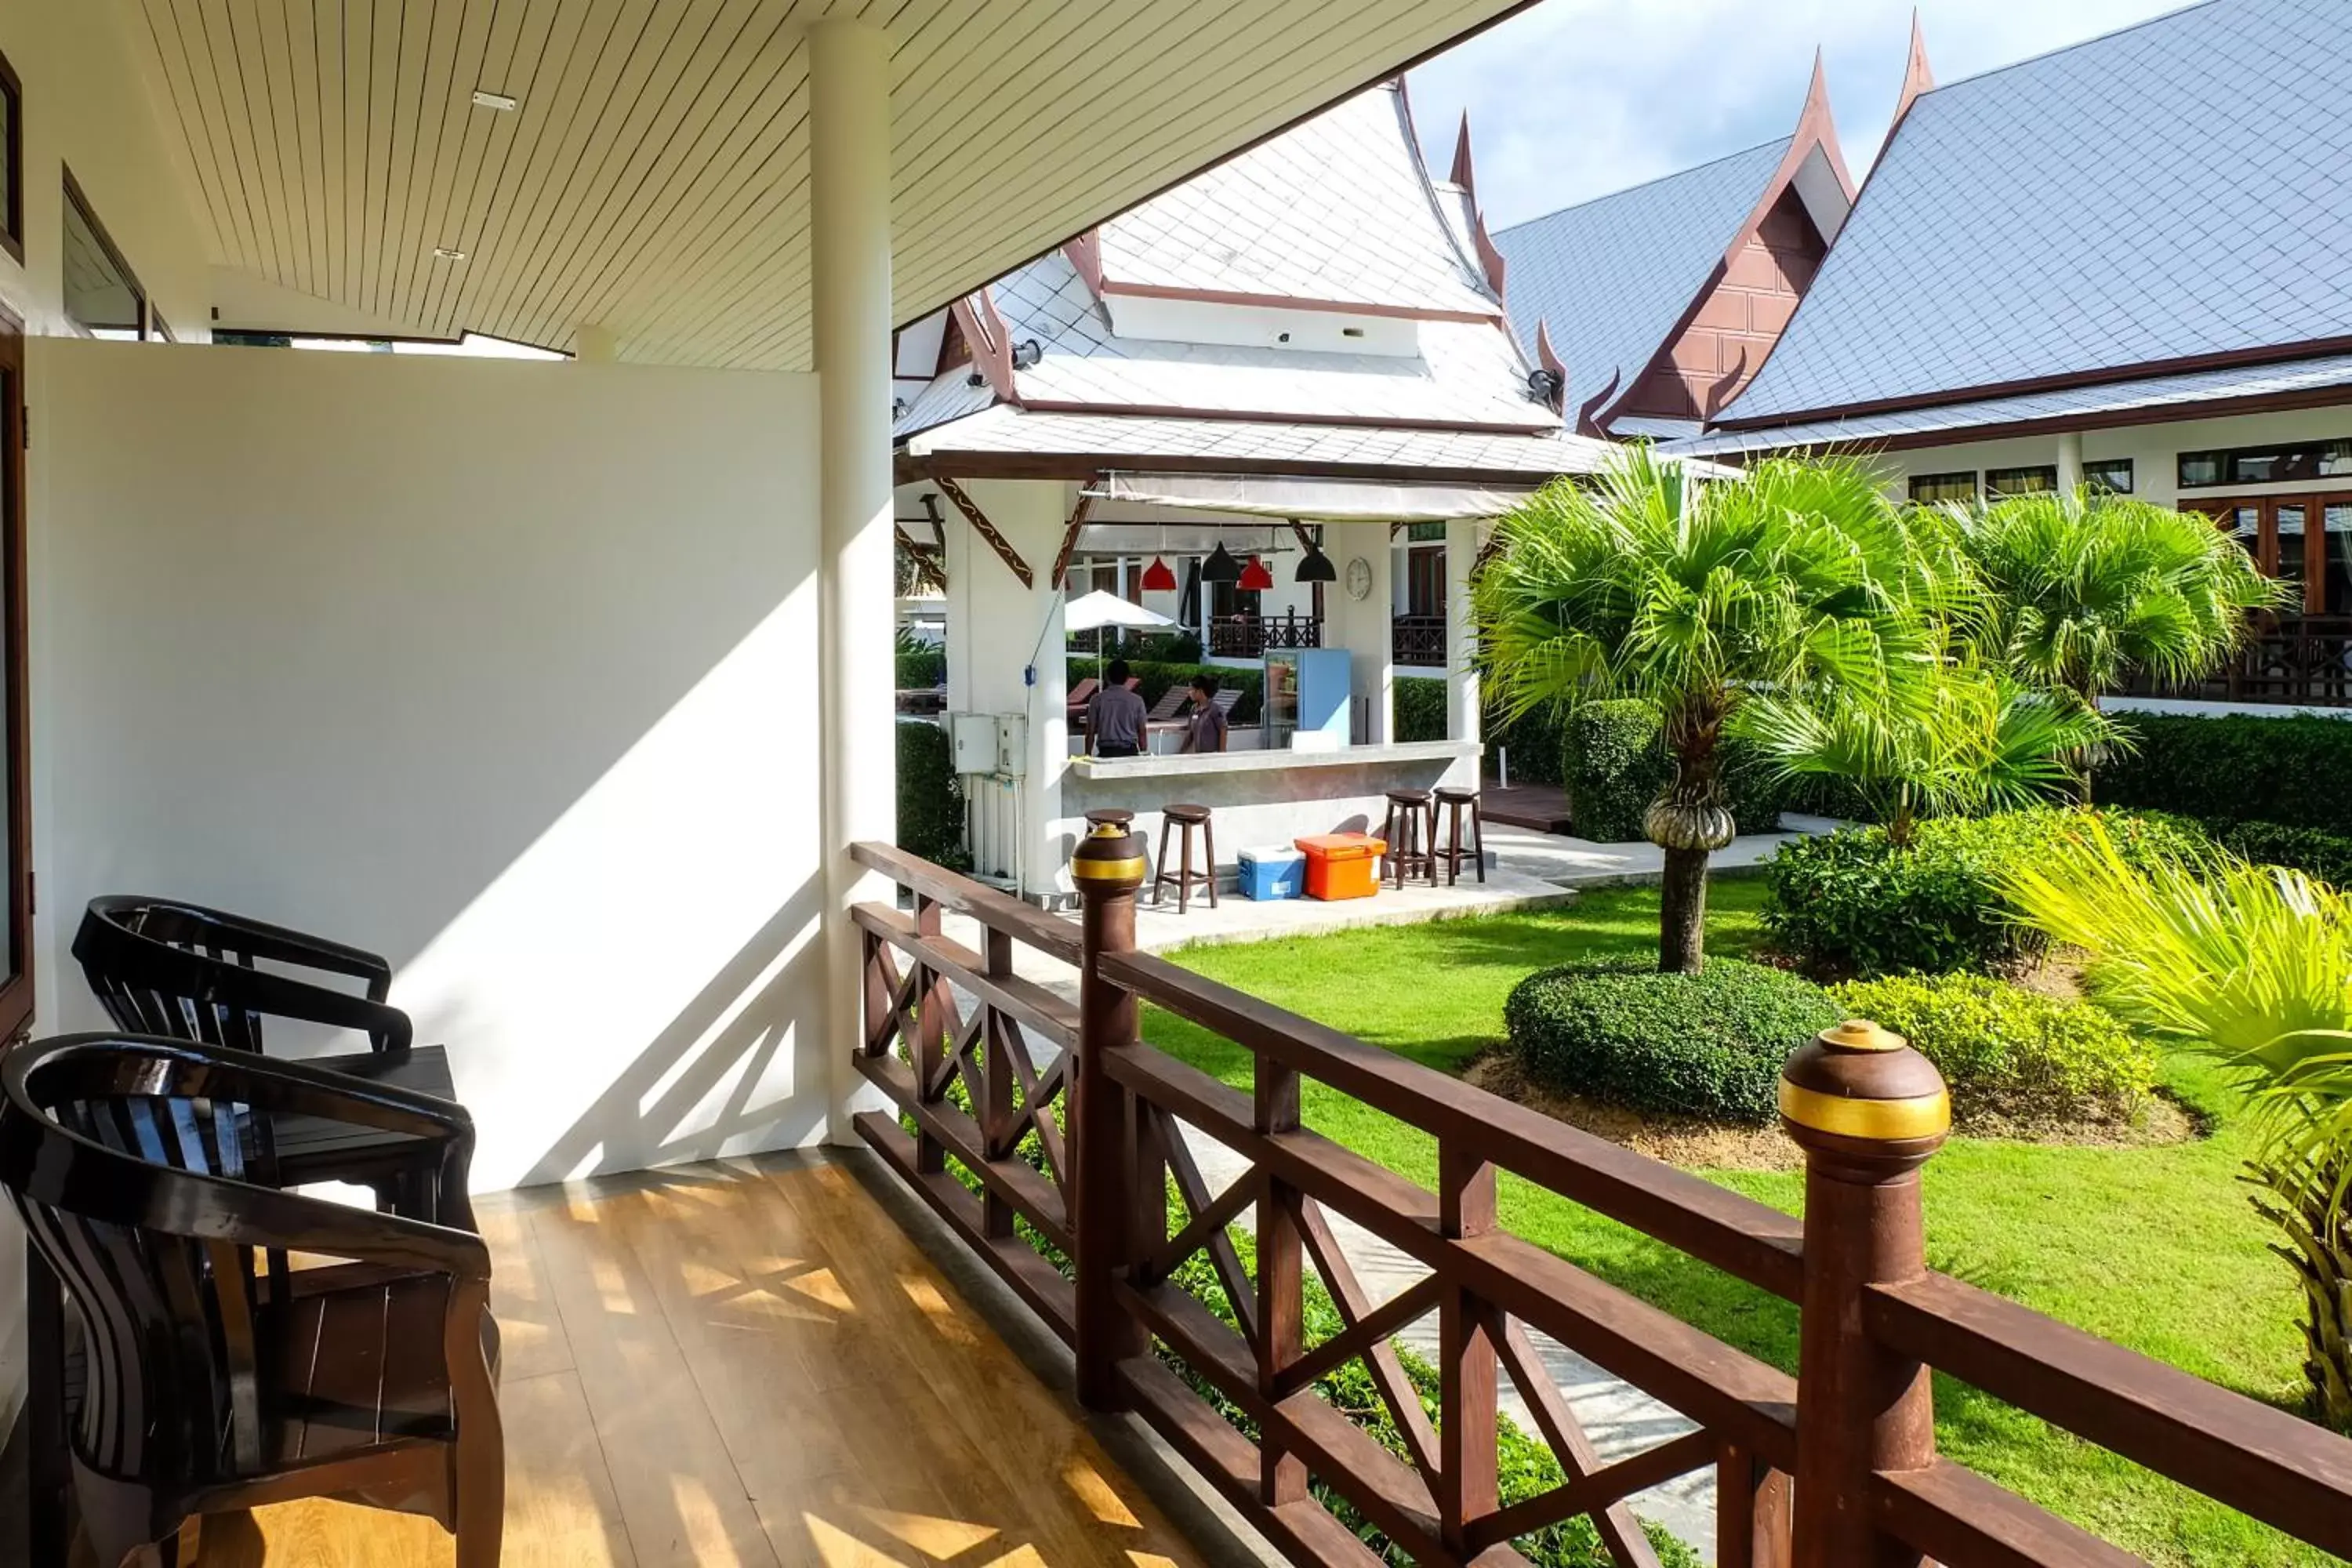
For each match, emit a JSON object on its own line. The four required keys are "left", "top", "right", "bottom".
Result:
{"left": 847, "top": 839, "right": 2352, "bottom": 1568}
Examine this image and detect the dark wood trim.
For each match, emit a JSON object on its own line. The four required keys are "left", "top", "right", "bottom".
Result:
{"left": 1050, "top": 486, "right": 1098, "bottom": 587}
{"left": 1719, "top": 379, "right": 2352, "bottom": 459}
{"left": 0, "top": 47, "right": 22, "bottom": 267}
{"left": 61, "top": 164, "right": 150, "bottom": 340}
{"left": 931, "top": 473, "right": 1035, "bottom": 587}
{"left": 887, "top": 0, "right": 1553, "bottom": 335}
{"left": 1711, "top": 334, "right": 2352, "bottom": 434}
{"left": 1094, "top": 278, "right": 1499, "bottom": 325}
{"left": 0, "top": 299, "right": 31, "bottom": 1046}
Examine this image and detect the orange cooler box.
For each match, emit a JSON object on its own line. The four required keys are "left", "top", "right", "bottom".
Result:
{"left": 1295, "top": 833, "right": 1387, "bottom": 901}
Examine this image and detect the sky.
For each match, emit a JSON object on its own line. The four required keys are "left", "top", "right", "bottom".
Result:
{"left": 1406, "top": 0, "right": 2197, "bottom": 230}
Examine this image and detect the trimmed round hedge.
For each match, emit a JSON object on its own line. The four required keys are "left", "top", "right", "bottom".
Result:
{"left": 1503, "top": 957, "right": 1841, "bottom": 1124}
{"left": 1830, "top": 973, "right": 2155, "bottom": 1127}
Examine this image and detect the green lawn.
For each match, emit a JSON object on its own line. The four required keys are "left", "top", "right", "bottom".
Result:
{"left": 1142, "top": 880, "right": 2333, "bottom": 1567}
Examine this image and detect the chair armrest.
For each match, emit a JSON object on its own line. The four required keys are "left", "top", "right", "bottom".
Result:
{"left": 186, "top": 904, "right": 397, "bottom": 1002}
{"left": 222, "top": 967, "right": 415, "bottom": 1052}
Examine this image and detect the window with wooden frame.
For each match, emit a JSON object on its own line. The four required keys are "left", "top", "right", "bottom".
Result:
{"left": 2178, "top": 489, "right": 2352, "bottom": 615}
{"left": 0, "top": 49, "right": 21, "bottom": 266}
{"left": 1907, "top": 470, "right": 1976, "bottom": 504}
{"left": 2179, "top": 438, "right": 2352, "bottom": 490}
{"left": 1985, "top": 464, "right": 2058, "bottom": 499}
{"left": 62, "top": 168, "right": 151, "bottom": 340}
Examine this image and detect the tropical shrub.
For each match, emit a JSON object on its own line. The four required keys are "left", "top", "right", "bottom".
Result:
{"left": 895, "top": 720, "right": 967, "bottom": 868}
{"left": 1394, "top": 675, "right": 1448, "bottom": 742}
{"left": 2097, "top": 713, "right": 2352, "bottom": 833}
{"left": 2205, "top": 820, "right": 2352, "bottom": 889}
{"left": 895, "top": 648, "right": 945, "bottom": 689}
{"left": 1998, "top": 824, "right": 2352, "bottom": 1429}
{"left": 1478, "top": 450, "right": 1936, "bottom": 971}
{"left": 1562, "top": 699, "right": 1783, "bottom": 841}
{"left": 1763, "top": 808, "right": 2212, "bottom": 977}
{"left": 1831, "top": 972, "right": 2156, "bottom": 1127}
{"left": 1504, "top": 956, "right": 1841, "bottom": 1123}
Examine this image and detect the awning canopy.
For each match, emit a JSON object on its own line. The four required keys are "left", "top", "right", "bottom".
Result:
{"left": 1092, "top": 471, "right": 1526, "bottom": 522}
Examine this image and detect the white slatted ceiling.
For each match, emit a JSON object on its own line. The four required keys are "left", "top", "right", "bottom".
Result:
{"left": 129, "top": 0, "right": 1524, "bottom": 368}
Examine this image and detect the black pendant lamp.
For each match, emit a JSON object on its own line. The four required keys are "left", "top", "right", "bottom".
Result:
{"left": 1200, "top": 539, "right": 1243, "bottom": 583}
{"left": 1294, "top": 528, "right": 1338, "bottom": 583}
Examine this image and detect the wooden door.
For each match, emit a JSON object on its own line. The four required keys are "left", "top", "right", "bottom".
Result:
{"left": 0, "top": 302, "right": 30, "bottom": 1041}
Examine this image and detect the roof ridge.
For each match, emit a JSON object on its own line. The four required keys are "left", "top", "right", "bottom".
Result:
{"left": 1493, "top": 134, "right": 1794, "bottom": 237}
{"left": 1922, "top": 0, "right": 2227, "bottom": 98}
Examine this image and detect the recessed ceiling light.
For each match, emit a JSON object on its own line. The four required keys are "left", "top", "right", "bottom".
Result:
{"left": 470, "top": 89, "right": 519, "bottom": 112}
{"left": 433, "top": 247, "right": 469, "bottom": 263}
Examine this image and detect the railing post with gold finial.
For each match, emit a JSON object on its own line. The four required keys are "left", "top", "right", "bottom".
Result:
{"left": 1071, "top": 822, "right": 1149, "bottom": 1410}
{"left": 1782, "top": 1018, "right": 1950, "bottom": 1567}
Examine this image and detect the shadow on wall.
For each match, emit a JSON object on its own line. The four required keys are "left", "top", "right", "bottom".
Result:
{"left": 35, "top": 342, "right": 833, "bottom": 1191}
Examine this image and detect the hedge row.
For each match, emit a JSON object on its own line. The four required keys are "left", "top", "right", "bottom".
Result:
{"left": 2096, "top": 712, "right": 2352, "bottom": 833}
{"left": 895, "top": 719, "right": 966, "bottom": 869}
{"left": 2206, "top": 818, "right": 2352, "bottom": 887}
{"left": 1561, "top": 699, "right": 1785, "bottom": 842}
{"left": 1396, "top": 675, "right": 1447, "bottom": 742}
{"left": 1067, "top": 658, "right": 1265, "bottom": 725}
{"left": 895, "top": 649, "right": 945, "bottom": 689}
{"left": 1830, "top": 972, "right": 2156, "bottom": 1127}
{"left": 1763, "top": 808, "right": 2212, "bottom": 977}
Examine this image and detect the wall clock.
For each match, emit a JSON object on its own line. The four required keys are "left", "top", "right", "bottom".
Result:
{"left": 1344, "top": 557, "right": 1374, "bottom": 601}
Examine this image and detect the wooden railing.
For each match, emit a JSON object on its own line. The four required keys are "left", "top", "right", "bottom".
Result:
{"left": 846, "top": 837, "right": 2352, "bottom": 1566}
{"left": 1392, "top": 613, "right": 1446, "bottom": 667}
{"left": 2128, "top": 615, "right": 2352, "bottom": 706}
{"left": 1210, "top": 611, "right": 1323, "bottom": 659}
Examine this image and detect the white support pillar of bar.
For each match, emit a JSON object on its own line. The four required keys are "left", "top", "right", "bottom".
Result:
{"left": 812, "top": 16, "right": 895, "bottom": 1142}
{"left": 2057, "top": 430, "right": 2085, "bottom": 496}
{"left": 1445, "top": 517, "right": 1482, "bottom": 748}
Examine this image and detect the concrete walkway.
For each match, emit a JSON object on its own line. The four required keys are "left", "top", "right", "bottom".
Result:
{"left": 916, "top": 821, "right": 1838, "bottom": 1561}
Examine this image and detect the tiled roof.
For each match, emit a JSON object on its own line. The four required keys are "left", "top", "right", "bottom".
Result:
{"left": 1096, "top": 83, "right": 1501, "bottom": 317}
{"left": 1663, "top": 350, "right": 2352, "bottom": 456}
{"left": 902, "top": 405, "right": 1675, "bottom": 481}
{"left": 1492, "top": 138, "right": 1791, "bottom": 421}
{"left": 891, "top": 250, "right": 1552, "bottom": 437}
{"left": 1722, "top": 0, "right": 2352, "bottom": 423}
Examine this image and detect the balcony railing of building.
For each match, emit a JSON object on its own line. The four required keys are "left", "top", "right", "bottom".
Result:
{"left": 1208, "top": 611, "right": 1322, "bottom": 659}
{"left": 2128, "top": 615, "right": 2352, "bottom": 706}
{"left": 844, "top": 837, "right": 2352, "bottom": 1568}
{"left": 1392, "top": 614, "right": 1446, "bottom": 668}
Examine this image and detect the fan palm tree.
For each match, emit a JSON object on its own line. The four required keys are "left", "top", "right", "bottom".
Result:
{"left": 1737, "top": 666, "right": 2118, "bottom": 848}
{"left": 1475, "top": 449, "right": 1937, "bottom": 973}
{"left": 1935, "top": 488, "right": 2285, "bottom": 715}
{"left": 1999, "top": 825, "right": 2352, "bottom": 1430}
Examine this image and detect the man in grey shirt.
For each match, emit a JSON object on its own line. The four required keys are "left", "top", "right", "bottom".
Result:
{"left": 1086, "top": 659, "right": 1149, "bottom": 757}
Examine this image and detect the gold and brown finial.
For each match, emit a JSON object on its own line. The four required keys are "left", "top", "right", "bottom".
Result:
{"left": 1069, "top": 820, "right": 1148, "bottom": 893}
{"left": 1779, "top": 1017, "right": 1950, "bottom": 1158}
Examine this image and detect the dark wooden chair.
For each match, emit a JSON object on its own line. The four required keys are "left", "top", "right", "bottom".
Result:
{"left": 0, "top": 1033, "right": 503, "bottom": 1568}
{"left": 71, "top": 896, "right": 455, "bottom": 1203}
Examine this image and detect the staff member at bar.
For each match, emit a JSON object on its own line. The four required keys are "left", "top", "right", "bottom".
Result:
{"left": 1086, "top": 659, "right": 1149, "bottom": 759}
{"left": 1179, "top": 673, "right": 1229, "bottom": 753}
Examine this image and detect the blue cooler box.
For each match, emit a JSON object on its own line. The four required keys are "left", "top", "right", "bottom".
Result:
{"left": 1238, "top": 845, "right": 1305, "bottom": 901}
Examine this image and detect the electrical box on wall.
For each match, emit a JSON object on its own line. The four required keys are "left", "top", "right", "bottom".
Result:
{"left": 950, "top": 713, "right": 998, "bottom": 774}
{"left": 995, "top": 713, "right": 1029, "bottom": 777}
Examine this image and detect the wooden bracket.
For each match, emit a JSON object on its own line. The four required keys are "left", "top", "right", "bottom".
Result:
{"left": 895, "top": 524, "right": 947, "bottom": 592}
{"left": 934, "top": 474, "right": 1034, "bottom": 588}
{"left": 1051, "top": 488, "right": 1099, "bottom": 588}
{"left": 1287, "top": 519, "right": 1317, "bottom": 554}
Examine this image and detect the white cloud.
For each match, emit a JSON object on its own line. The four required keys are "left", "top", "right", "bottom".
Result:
{"left": 1410, "top": 0, "right": 2192, "bottom": 229}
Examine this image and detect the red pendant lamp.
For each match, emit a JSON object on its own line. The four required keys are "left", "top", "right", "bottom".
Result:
{"left": 1141, "top": 554, "right": 1177, "bottom": 592}
{"left": 1237, "top": 553, "right": 1276, "bottom": 591}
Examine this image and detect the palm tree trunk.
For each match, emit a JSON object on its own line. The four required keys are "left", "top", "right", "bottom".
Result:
{"left": 1659, "top": 847, "right": 1710, "bottom": 974}
{"left": 2252, "top": 1156, "right": 2352, "bottom": 1433}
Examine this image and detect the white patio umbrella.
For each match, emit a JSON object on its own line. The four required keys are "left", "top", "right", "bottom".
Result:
{"left": 1064, "top": 590, "right": 1174, "bottom": 681}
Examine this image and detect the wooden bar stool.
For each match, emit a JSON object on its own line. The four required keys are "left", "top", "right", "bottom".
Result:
{"left": 1153, "top": 804, "right": 1218, "bottom": 912}
{"left": 1084, "top": 808, "right": 1134, "bottom": 830}
{"left": 1381, "top": 789, "right": 1436, "bottom": 888}
{"left": 1433, "top": 786, "right": 1486, "bottom": 885}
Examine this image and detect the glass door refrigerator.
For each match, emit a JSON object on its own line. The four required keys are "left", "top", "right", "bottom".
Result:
{"left": 1263, "top": 648, "right": 1354, "bottom": 749}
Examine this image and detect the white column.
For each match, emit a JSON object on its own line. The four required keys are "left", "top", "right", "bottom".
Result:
{"left": 1445, "top": 518, "right": 1482, "bottom": 748}
{"left": 812, "top": 16, "right": 894, "bottom": 1144}
{"left": 2057, "top": 430, "right": 2085, "bottom": 497}
{"left": 1323, "top": 521, "right": 1395, "bottom": 743}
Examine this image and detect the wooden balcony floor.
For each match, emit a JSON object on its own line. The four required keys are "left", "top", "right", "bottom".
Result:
{"left": 42, "top": 1152, "right": 1216, "bottom": 1568}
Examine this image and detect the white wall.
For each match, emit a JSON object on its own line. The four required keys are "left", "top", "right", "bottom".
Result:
{"left": 0, "top": 0, "right": 212, "bottom": 341}
{"left": 34, "top": 343, "right": 828, "bottom": 1199}
{"left": 1862, "top": 401, "right": 2352, "bottom": 510}
{"left": 1323, "top": 520, "right": 1396, "bottom": 742}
